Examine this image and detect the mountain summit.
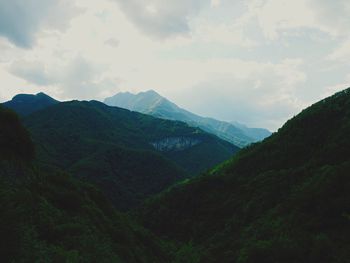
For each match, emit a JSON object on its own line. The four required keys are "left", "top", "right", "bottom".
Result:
{"left": 104, "top": 90, "right": 271, "bottom": 147}
{"left": 2, "top": 92, "right": 59, "bottom": 116}
{"left": 104, "top": 90, "right": 179, "bottom": 117}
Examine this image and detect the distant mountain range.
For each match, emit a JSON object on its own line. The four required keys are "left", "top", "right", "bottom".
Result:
{"left": 2, "top": 92, "right": 238, "bottom": 210}
{"left": 104, "top": 90, "right": 271, "bottom": 147}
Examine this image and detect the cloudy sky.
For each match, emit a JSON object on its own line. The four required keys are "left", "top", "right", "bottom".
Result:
{"left": 0, "top": 0, "right": 349, "bottom": 130}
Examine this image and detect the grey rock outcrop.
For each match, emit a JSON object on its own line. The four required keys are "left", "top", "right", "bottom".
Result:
{"left": 151, "top": 137, "right": 201, "bottom": 152}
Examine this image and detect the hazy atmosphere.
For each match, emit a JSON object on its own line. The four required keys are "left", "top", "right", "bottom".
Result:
{"left": 0, "top": 0, "right": 349, "bottom": 130}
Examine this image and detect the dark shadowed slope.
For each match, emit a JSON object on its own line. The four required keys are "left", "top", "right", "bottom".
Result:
{"left": 0, "top": 106, "right": 170, "bottom": 263}
{"left": 0, "top": 106, "right": 35, "bottom": 162}
{"left": 104, "top": 90, "right": 271, "bottom": 147}
{"left": 23, "top": 100, "right": 238, "bottom": 209}
{"left": 138, "top": 88, "right": 350, "bottom": 263}
{"left": 2, "top": 92, "right": 59, "bottom": 116}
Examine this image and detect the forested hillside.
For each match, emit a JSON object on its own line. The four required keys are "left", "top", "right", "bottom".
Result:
{"left": 138, "top": 88, "right": 350, "bottom": 263}
{"left": 0, "top": 106, "right": 170, "bottom": 262}
{"left": 2, "top": 88, "right": 350, "bottom": 262}
{"left": 22, "top": 100, "right": 238, "bottom": 209}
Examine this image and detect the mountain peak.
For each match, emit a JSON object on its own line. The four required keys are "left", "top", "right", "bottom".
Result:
{"left": 36, "top": 92, "right": 51, "bottom": 97}
{"left": 3, "top": 92, "right": 59, "bottom": 116}
{"left": 104, "top": 91, "right": 271, "bottom": 147}
{"left": 12, "top": 92, "right": 55, "bottom": 101}
{"left": 104, "top": 89, "right": 170, "bottom": 114}
{"left": 141, "top": 89, "right": 162, "bottom": 97}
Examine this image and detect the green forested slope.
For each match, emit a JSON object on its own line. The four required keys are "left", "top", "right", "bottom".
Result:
{"left": 23, "top": 100, "right": 237, "bottom": 209}
{"left": 138, "top": 88, "right": 350, "bottom": 263}
{"left": 0, "top": 106, "right": 170, "bottom": 262}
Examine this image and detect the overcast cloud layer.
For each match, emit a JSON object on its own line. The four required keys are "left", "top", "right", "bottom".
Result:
{"left": 0, "top": 0, "right": 349, "bottom": 130}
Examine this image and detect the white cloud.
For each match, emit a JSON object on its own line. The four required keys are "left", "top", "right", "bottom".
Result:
{"left": 166, "top": 58, "right": 307, "bottom": 129}
{"left": 10, "top": 61, "right": 51, "bottom": 86}
{"left": 211, "top": 0, "right": 221, "bottom": 8}
{"left": 112, "top": 0, "right": 209, "bottom": 39}
{"left": 243, "top": 0, "right": 319, "bottom": 41}
{"left": 9, "top": 56, "right": 118, "bottom": 100}
{"left": 244, "top": 0, "right": 350, "bottom": 40}
{"left": 0, "top": 0, "right": 81, "bottom": 48}
{"left": 308, "top": 0, "right": 350, "bottom": 37}
{"left": 192, "top": 22, "right": 257, "bottom": 47}
{"left": 328, "top": 39, "right": 350, "bottom": 63}
{"left": 105, "top": 38, "right": 120, "bottom": 48}
{"left": 0, "top": 0, "right": 349, "bottom": 130}
{"left": 0, "top": 66, "right": 41, "bottom": 100}
{"left": 320, "top": 74, "right": 350, "bottom": 99}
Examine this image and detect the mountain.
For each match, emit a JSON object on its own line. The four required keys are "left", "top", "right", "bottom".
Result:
{"left": 23, "top": 100, "right": 238, "bottom": 210}
{"left": 231, "top": 120, "right": 272, "bottom": 141}
{"left": 104, "top": 90, "right": 271, "bottom": 147}
{"left": 2, "top": 92, "right": 59, "bottom": 116}
{"left": 3, "top": 88, "right": 350, "bottom": 262}
{"left": 0, "top": 106, "right": 170, "bottom": 262}
{"left": 138, "top": 88, "right": 350, "bottom": 262}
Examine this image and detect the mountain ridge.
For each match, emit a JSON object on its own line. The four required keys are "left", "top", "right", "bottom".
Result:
{"left": 2, "top": 92, "right": 59, "bottom": 116}
{"left": 104, "top": 90, "right": 271, "bottom": 147}
{"left": 22, "top": 99, "right": 238, "bottom": 210}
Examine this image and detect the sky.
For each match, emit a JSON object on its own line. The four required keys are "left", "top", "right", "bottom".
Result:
{"left": 0, "top": 0, "right": 349, "bottom": 130}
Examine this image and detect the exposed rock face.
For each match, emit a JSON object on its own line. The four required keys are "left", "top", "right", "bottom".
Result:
{"left": 151, "top": 137, "right": 201, "bottom": 152}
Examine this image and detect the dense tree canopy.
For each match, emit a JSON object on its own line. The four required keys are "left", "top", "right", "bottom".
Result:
{"left": 138, "top": 88, "right": 350, "bottom": 262}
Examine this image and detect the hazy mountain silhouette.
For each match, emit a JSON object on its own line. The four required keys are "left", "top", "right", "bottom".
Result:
{"left": 104, "top": 90, "right": 271, "bottom": 147}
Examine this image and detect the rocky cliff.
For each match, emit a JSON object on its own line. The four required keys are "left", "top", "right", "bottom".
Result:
{"left": 151, "top": 137, "right": 201, "bottom": 152}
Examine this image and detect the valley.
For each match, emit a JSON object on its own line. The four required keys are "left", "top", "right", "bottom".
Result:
{"left": 1, "top": 88, "right": 349, "bottom": 262}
